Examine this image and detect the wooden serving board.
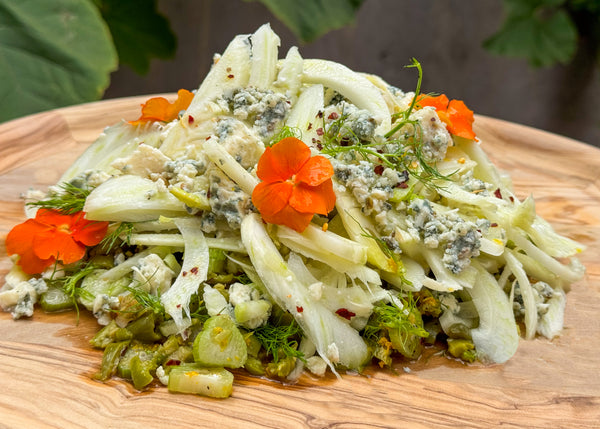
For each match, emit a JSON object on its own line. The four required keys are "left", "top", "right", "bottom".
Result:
{"left": 0, "top": 96, "right": 599, "bottom": 428}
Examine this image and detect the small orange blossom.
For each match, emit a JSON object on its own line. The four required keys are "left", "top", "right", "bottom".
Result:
{"left": 129, "top": 89, "right": 194, "bottom": 125}
{"left": 5, "top": 209, "right": 108, "bottom": 275}
{"left": 417, "top": 94, "right": 476, "bottom": 140}
{"left": 252, "top": 137, "right": 336, "bottom": 232}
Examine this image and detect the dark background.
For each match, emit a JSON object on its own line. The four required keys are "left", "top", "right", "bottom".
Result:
{"left": 104, "top": 0, "right": 600, "bottom": 147}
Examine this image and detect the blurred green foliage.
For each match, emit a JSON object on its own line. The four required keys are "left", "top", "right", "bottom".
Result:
{"left": 484, "top": 0, "right": 600, "bottom": 67}
{"left": 0, "top": 0, "right": 597, "bottom": 123}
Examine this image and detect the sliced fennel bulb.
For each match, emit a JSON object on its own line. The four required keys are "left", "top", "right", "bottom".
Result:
{"left": 84, "top": 175, "right": 187, "bottom": 222}
{"left": 241, "top": 213, "right": 369, "bottom": 373}
{"left": 469, "top": 262, "right": 519, "bottom": 364}
{"left": 160, "top": 217, "right": 209, "bottom": 333}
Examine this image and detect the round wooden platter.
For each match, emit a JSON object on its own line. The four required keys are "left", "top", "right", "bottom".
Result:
{"left": 0, "top": 96, "right": 599, "bottom": 429}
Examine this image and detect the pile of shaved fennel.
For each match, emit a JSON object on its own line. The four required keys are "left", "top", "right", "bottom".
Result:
{"left": 0, "top": 24, "right": 585, "bottom": 398}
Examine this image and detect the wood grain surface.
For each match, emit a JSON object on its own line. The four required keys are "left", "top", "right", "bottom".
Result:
{"left": 0, "top": 96, "right": 599, "bottom": 429}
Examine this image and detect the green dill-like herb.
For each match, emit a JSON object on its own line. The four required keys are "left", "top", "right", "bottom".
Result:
{"left": 270, "top": 125, "right": 302, "bottom": 146}
{"left": 27, "top": 182, "right": 90, "bottom": 214}
{"left": 188, "top": 294, "right": 209, "bottom": 322}
{"left": 233, "top": 272, "right": 252, "bottom": 285}
{"left": 123, "top": 284, "right": 165, "bottom": 316}
{"left": 252, "top": 319, "right": 305, "bottom": 364}
{"left": 363, "top": 294, "right": 428, "bottom": 348}
{"left": 100, "top": 222, "right": 134, "bottom": 252}
{"left": 317, "top": 59, "right": 452, "bottom": 192}
{"left": 52, "top": 264, "right": 96, "bottom": 302}
{"left": 385, "top": 58, "right": 423, "bottom": 139}
{"left": 47, "top": 261, "right": 97, "bottom": 319}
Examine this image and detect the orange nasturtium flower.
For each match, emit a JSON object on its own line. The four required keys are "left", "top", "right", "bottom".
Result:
{"left": 252, "top": 137, "right": 336, "bottom": 233}
{"left": 417, "top": 94, "right": 476, "bottom": 140}
{"left": 129, "top": 89, "right": 194, "bottom": 125}
{"left": 5, "top": 209, "right": 109, "bottom": 275}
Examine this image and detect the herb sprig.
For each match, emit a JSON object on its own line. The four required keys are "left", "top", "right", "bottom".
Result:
{"left": 100, "top": 222, "right": 134, "bottom": 252}
{"left": 362, "top": 294, "right": 428, "bottom": 349}
{"left": 252, "top": 319, "right": 305, "bottom": 363}
{"left": 27, "top": 182, "right": 91, "bottom": 214}
{"left": 318, "top": 58, "right": 453, "bottom": 190}
{"left": 47, "top": 261, "right": 97, "bottom": 319}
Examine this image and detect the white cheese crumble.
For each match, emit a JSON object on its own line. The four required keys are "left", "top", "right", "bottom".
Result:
{"left": 0, "top": 278, "right": 48, "bottom": 319}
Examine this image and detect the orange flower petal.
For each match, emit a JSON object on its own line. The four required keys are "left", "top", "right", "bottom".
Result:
{"left": 17, "top": 248, "right": 55, "bottom": 275}
{"left": 166, "top": 89, "right": 195, "bottom": 120}
{"left": 71, "top": 218, "right": 109, "bottom": 247}
{"left": 263, "top": 204, "right": 314, "bottom": 233}
{"left": 256, "top": 146, "right": 293, "bottom": 183}
{"left": 33, "top": 230, "right": 86, "bottom": 265}
{"left": 446, "top": 99, "right": 476, "bottom": 140}
{"left": 252, "top": 181, "right": 293, "bottom": 218}
{"left": 294, "top": 155, "right": 334, "bottom": 187}
{"left": 417, "top": 94, "right": 449, "bottom": 111}
{"left": 35, "top": 209, "right": 77, "bottom": 229}
{"left": 289, "top": 179, "right": 336, "bottom": 215}
{"left": 5, "top": 219, "right": 51, "bottom": 257}
{"left": 257, "top": 137, "right": 311, "bottom": 183}
{"left": 132, "top": 97, "right": 170, "bottom": 124}
{"left": 129, "top": 89, "right": 194, "bottom": 125}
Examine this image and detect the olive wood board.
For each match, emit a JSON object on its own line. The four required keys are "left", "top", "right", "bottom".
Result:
{"left": 0, "top": 96, "right": 599, "bottom": 429}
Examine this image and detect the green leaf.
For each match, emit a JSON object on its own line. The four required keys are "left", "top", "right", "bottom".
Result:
{"left": 484, "top": 0, "right": 578, "bottom": 67}
{"left": 95, "top": 0, "right": 176, "bottom": 75}
{"left": 0, "top": 0, "right": 118, "bottom": 122}
{"left": 247, "top": 0, "right": 366, "bottom": 43}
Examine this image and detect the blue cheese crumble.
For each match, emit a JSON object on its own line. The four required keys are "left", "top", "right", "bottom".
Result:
{"left": 333, "top": 160, "right": 403, "bottom": 217}
{"left": 222, "top": 88, "right": 290, "bottom": 138}
{"left": 324, "top": 101, "right": 378, "bottom": 143}
{"left": 0, "top": 278, "right": 48, "bottom": 319}
{"left": 407, "top": 198, "right": 482, "bottom": 273}
{"left": 408, "top": 107, "right": 452, "bottom": 163}
{"left": 202, "top": 168, "right": 253, "bottom": 232}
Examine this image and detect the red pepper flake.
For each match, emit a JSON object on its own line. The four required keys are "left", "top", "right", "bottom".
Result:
{"left": 165, "top": 359, "right": 181, "bottom": 366}
{"left": 491, "top": 222, "right": 498, "bottom": 227}
{"left": 316, "top": 128, "right": 324, "bottom": 136}
{"left": 296, "top": 306, "right": 304, "bottom": 313}
{"left": 374, "top": 165, "right": 384, "bottom": 175}
{"left": 335, "top": 308, "right": 356, "bottom": 320}
{"left": 328, "top": 112, "right": 339, "bottom": 120}
{"left": 188, "top": 115, "right": 195, "bottom": 125}
{"left": 227, "top": 74, "right": 235, "bottom": 79}
{"left": 190, "top": 266, "right": 199, "bottom": 275}
{"left": 397, "top": 182, "right": 409, "bottom": 189}
{"left": 307, "top": 123, "right": 313, "bottom": 130}
{"left": 509, "top": 196, "right": 515, "bottom": 202}
{"left": 317, "top": 111, "right": 324, "bottom": 118}
{"left": 205, "top": 136, "right": 212, "bottom": 140}
{"left": 494, "top": 188, "right": 502, "bottom": 199}
{"left": 182, "top": 271, "right": 188, "bottom": 277}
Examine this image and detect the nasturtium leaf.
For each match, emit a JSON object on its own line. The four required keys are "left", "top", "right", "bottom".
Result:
{"left": 484, "top": 0, "right": 578, "bottom": 67}
{"left": 0, "top": 0, "right": 118, "bottom": 122}
{"left": 247, "top": 0, "right": 366, "bottom": 43}
{"left": 95, "top": 0, "right": 176, "bottom": 75}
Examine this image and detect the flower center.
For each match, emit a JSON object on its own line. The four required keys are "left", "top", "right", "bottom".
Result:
{"left": 57, "top": 223, "right": 71, "bottom": 234}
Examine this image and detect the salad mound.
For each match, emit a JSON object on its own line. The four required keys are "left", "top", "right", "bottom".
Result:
{"left": 0, "top": 24, "right": 585, "bottom": 398}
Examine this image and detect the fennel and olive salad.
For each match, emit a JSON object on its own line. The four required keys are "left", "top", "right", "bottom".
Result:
{"left": 0, "top": 25, "right": 585, "bottom": 399}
